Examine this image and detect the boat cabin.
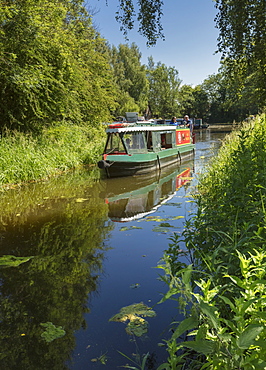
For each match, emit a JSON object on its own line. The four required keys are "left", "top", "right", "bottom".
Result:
{"left": 103, "top": 125, "right": 188, "bottom": 156}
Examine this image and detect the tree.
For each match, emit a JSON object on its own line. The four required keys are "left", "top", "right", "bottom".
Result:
{"left": 178, "top": 85, "right": 195, "bottom": 118}
{"left": 109, "top": 43, "right": 149, "bottom": 117}
{"left": 115, "top": 0, "right": 164, "bottom": 46}
{"left": 215, "top": 0, "right": 266, "bottom": 110}
{"left": 192, "top": 85, "right": 210, "bottom": 121}
{"left": 147, "top": 56, "right": 181, "bottom": 117}
{"left": 199, "top": 66, "right": 261, "bottom": 124}
{"left": 110, "top": 0, "right": 265, "bottom": 112}
{"left": 0, "top": 0, "right": 117, "bottom": 132}
{"left": 200, "top": 73, "right": 235, "bottom": 123}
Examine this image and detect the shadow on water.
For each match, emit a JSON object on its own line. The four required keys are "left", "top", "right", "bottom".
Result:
{"left": 0, "top": 130, "right": 229, "bottom": 369}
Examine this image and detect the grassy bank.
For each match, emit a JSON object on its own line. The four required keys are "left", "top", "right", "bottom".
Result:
{"left": 158, "top": 114, "right": 266, "bottom": 369}
{"left": 0, "top": 125, "right": 105, "bottom": 189}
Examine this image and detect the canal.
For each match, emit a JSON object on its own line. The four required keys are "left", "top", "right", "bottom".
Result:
{"left": 0, "top": 128, "right": 230, "bottom": 370}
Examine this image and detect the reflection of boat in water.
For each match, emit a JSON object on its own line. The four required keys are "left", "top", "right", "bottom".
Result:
{"left": 104, "top": 165, "right": 193, "bottom": 222}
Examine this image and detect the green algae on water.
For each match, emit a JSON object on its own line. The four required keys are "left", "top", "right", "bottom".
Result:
{"left": 109, "top": 303, "right": 156, "bottom": 337}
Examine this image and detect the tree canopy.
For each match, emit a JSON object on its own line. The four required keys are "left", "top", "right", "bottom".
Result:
{"left": 113, "top": 0, "right": 265, "bottom": 112}
{"left": 115, "top": 0, "right": 164, "bottom": 46}
{"left": 147, "top": 57, "right": 182, "bottom": 118}
{"left": 215, "top": 0, "right": 266, "bottom": 110}
{"left": 0, "top": 0, "right": 264, "bottom": 134}
{"left": 0, "top": 0, "right": 117, "bottom": 132}
{"left": 109, "top": 43, "right": 149, "bottom": 116}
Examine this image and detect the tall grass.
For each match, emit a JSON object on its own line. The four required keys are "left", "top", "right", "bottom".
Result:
{"left": 0, "top": 124, "right": 105, "bottom": 188}
{"left": 158, "top": 114, "right": 266, "bottom": 369}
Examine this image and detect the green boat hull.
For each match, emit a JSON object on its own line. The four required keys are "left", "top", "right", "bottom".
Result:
{"left": 100, "top": 144, "right": 195, "bottom": 178}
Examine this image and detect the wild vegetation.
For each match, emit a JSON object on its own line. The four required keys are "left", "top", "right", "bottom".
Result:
{"left": 0, "top": 125, "right": 104, "bottom": 188}
{"left": 157, "top": 114, "right": 266, "bottom": 369}
{"left": 0, "top": 0, "right": 264, "bottom": 187}
{"left": 0, "top": 1, "right": 266, "bottom": 368}
{"left": 0, "top": 0, "right": 117, "bottom": 132}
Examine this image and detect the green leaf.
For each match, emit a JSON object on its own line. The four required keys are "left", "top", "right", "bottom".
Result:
{"left": 110, "top": 303, "right": 156, "bottom": 337}
{"left": 172, "top": 315, "right": 198, "bottom": 340}
{"left": 158, "top": 287, "right": 180, "bottom": 303}
{"left": 141, "top": 352, "right": 150, "bottom": 368}
{"left": 120, "top": 226, "right": 142, "bottom": 231}
{"left": 224, "top": 274, "right": 245, "bottom": 288}
{"left": 179, "top": 339, "right": 215, "bottom": 355}
{"left": 157, "top": 364, "right": 171, "bottom": 370}
{"left": 253, "top": 340, "right": 266, "bottom": 349}
{"left": 152, "top": 226, "right": 170, "bottom": 233}
{"left": 219, "top": 295, "right": 236, "bottom": 312}
{"left": 75, "top": 198, "right": 88, "bottom": 202}
{"left": 199, "top": 301, "right": 219, "bottom": 329}
{"left": 182, "top": 265, "right": 193, "bottom": 286}
{"left": 159, "top": 222, "right": 174, "bottom": 227}
{"left": 237, "top": 325, "right": 264, "bottom": 349}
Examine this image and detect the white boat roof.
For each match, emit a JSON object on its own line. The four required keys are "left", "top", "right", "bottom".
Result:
{"left": 106, "top": 125, "right": 178, "bottom": 133}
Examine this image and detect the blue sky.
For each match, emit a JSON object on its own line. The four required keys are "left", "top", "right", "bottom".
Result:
{"left": 87, "top": 0, "right": 221, "bottom": 86}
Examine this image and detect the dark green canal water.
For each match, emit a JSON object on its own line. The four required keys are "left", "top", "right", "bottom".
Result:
{"left": 0, "top": 129, "right": 229, "bottom": 369}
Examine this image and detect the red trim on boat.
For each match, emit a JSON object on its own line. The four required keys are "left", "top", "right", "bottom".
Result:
{"left": 108, "top": 123, "right": 125, "bottom": 129}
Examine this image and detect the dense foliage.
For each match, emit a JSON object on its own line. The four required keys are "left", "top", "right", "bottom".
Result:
{"left": 0, "top": 0, "right": 264, "bottom": 186}
{"left": 108, "top": 0, "right": 265, "bottom": 122}
{"left": 115, "top": 0, "right": 164, "bottom": 46}
{"left": 146, "top": 57, "right": 182, "bottom": 118}
{"left": 215, "top": 0, "right": 266, "bottom": 111}
{"left": 0, "top": 125, "right": 104, "bottom": 187}
{"left": 109, "top": 43, "right": 149, "bottom": 116}
{"left": 0, "top": 0, "right": 116, "bottom": 132}
{"left": 158, "top": 114, "right": 266, "bottom": 368}
{"left": 0, "top": 0, "right": 264, "bottom": 134}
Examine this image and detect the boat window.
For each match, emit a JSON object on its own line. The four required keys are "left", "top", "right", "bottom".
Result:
{"left": 146, "top": 132, "right": 153, "bottom": 150}
{"left": 105, "top": 133, "right": 125, "bottom": 153}
{"left": 151, "top": 131, "right": 175, "bottom": 151}
{"left": 152, "top": 132, "right": 161, "bottom": 151}
{"left": 164, "top": 132, "right": 174, "bottom": 148}
{"left": 122, "top": 132, "right": 148, "bottom": 153}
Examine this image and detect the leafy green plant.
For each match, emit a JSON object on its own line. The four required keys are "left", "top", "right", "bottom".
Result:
{"left": 157, "top": 115, "right": 266, "bottom": 369}
{"left": 158, "top": 249, "right": 266, "bottom": 369}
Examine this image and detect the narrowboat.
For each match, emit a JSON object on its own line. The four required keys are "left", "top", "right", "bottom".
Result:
{"left": 97, "top": 116, "right": 195, "bottom": 178}
{"left": 193, "top": 118, "right": 209, "bottom": 129}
